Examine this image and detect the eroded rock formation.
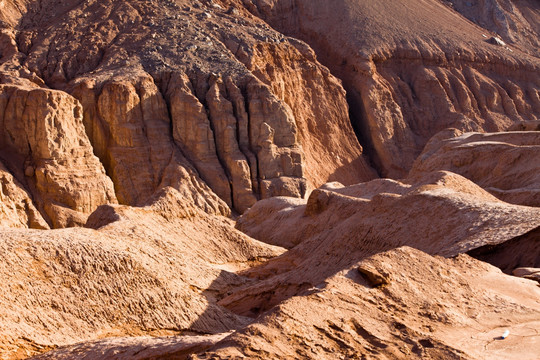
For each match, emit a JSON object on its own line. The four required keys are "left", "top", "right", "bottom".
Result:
{"left": 0, "top": 84, "right": 117, "bottom": 227}
{"left": 0, "top": 0, "right": 539, "bottom": 359}
{"left": 0, "top": 0, "right": 376, "bottom": 226}
{"left": 245, "top": 0, "right": 540, "bottom": 177}
{"left": 410, "top": 129, "right": 540, "bottom": 206}
{"left": 0, "top": 159, "right": 48, "bottom": 229}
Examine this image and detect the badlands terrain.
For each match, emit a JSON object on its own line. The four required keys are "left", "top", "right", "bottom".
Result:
{"left": 0, "top": 0, "right": 539, "bottom": 359}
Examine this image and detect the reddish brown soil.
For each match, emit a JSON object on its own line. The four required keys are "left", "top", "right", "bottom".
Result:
{"left": 0, "top": 0, "right": 538, "bottom": 359}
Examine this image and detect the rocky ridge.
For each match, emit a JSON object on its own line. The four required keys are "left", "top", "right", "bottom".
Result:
{"left": 0, "top": 0, "right": 375, "bottom": 228}
{"left": 410, "top": 129, "right": 540, "bottom": 207}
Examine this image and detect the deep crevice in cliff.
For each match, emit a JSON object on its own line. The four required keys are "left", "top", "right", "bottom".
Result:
{"left": 346, "top": 91, "right": 382, "bottom": 178}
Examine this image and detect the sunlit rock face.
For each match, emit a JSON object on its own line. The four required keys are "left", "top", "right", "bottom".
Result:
{"left": 0, "top": 0, "right": 539, "bottom": 359}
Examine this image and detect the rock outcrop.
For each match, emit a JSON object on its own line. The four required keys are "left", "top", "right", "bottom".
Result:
{"left": 0, "top": 84, "right": 117, "bottom": 227}
{"left": 513, "top": 267, "right": 540, "bottom": 283}
{"left": 246, "top": 0, "right": 540, "bottom": 177}
{"left": 0, "top": 0, "right": 376, "bottom": 219}
{"left": 410, "top": 129, "right": 540, "bottom": 206}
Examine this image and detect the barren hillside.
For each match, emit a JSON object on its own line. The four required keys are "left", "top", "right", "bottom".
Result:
{"left": 0, "top": 0, "right": 539, "bottom": 359}
{"left": 247, "top": 0, "right": 540, "bottom": 176}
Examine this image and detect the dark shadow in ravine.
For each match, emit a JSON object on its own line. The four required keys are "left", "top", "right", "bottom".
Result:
{"left": 467, "top": 226, "right": 540, "bottom": 274}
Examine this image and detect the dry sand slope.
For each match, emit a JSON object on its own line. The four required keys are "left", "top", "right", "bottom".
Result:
{"left": 0, "top": 0, "right": 538, "bottom": 359}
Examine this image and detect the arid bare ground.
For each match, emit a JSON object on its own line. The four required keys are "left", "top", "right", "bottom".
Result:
{"left": 0, "top": 0, "right": 539, "bottom": 359}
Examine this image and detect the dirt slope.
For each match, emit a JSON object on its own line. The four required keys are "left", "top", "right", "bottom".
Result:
{"left": 246, "top": 0, "right": 540, "bottom": 177}
{"left": 0, "top": 188, "right": 284, "bottom": 359}
{"left": 195, "top": 247, "right": 540, "bottom": 360}
{"left": 448, "top": 0, "right": 540, "bottom": 57}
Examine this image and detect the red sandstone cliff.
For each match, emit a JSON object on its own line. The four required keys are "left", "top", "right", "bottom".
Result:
{"left": 0, "top": 0, "right": 376, "bottom": 228}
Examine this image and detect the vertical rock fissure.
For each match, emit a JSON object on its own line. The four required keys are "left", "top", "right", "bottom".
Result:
{"left": 94, "top": 113, "right": 115, "bottom": 185}
{"left": 160, "top": 79, "right": 203, "bottom": 182}
{"left": 135, "top": 81, "right": 160, "bottom": 192}
{"left": 202, "top": 84, "right": 235, "bottom": 211}
{"left": 69, "top": 85, "right": 117, "bottom": 196}
{"left": 227, "top": 78, "right": 259, "bottom": 198}
{"left": 242, "top": 83, "right": 260, "bottom": 196}
{"left": 346, "top": 90, "right": 382, "bottom": 177}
